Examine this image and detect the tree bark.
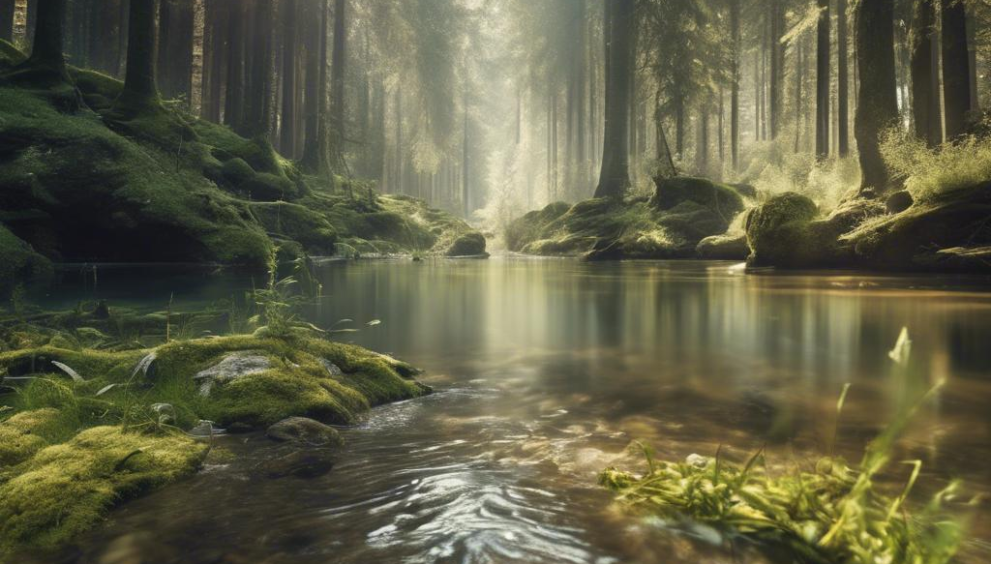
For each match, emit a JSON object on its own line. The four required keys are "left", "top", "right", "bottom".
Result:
{"left": 910, "top": 0, "right": 940, "bottom": 147}
{"left": 837, "top": 0, "right": 850, "bottom": 156}
{"left": 593, "top": 0, "right": 633, "bottom": 199}
{"left": 224, "top": 0, "right": 245, "bottom": 131}
{"left": 242, "top": 0, "right": 273, "bottom": 138}
{"left": 19, "top": 0, "right": 68, "bottom": 82}
{"left": 118, "top": 0, "right": 160, "bottom": 111}
{"left": 855, "top": 0, "right": 898, "bottom": 195}
{"left": 730, "top": 0, "right": 740, "bottom": 169}
{"left": 329, "top": 0, "right": 347, "bottom": 169}
{"left": 279, "top": 0, "right": 298, "bottom": 157}
{"left": 941, "top": 0, "right": 971, "bottom": 140}
{"left": 769, "top": 0, "right": 784, "bottom": 140}
{"left": 815, "top": 0, "right": 830, "bottom": 158}
{"left": 0, "top": 0, "right": 13, "bottom": 42}
{"left": 156, "top": 0, "right": 193, "bottom": 101}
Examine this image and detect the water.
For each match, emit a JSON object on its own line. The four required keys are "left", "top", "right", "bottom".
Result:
{"left": 31, "top": 259, "right": 991, "bottom": 563}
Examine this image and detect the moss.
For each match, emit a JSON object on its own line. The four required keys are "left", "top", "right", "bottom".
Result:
{"left": 70, "top": 68, "right": 123, "bottom": 111}
{"left": 696, "top": 232, "right": 749, "bottom": 260}
{"left": 250, "top": 202, "right": 338, "bottom": 254}
{"left": 0, "top": 39, "right": 26, "bottom": 69}
{"left": 0, "top": 224, "right": 53, "bottom": 296}
{"left": 221, "top": 157, "right": 255, "bottom": 185}
{"left": 508, "top": 177, "right": 747, "bottom": 260}
{"left": 0, "top": 87, "right": 272, "bottom": 267}
{"left": 445, "top": 232, "right": 487, "bottom": 256}
{"left": 0, "top": 409, "right": 63, "bottom": 467}
{"left": 0, "top": 427, "right": 206, "bottom": 555}
{"left": 243, "top": 172, "right": 297, "bottom": 201}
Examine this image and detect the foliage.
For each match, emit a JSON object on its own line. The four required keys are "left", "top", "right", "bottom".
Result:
{"left": 600, "top": 384, "right": 968, "bottom": 564}
{"left": 881, "top": 129, "right": 991, "bottom": 202}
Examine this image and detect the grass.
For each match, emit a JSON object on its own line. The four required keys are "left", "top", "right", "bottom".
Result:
{"left": 600, "top": 374, "right": 969, "bottom": 564}
{"left": 881, "top": 129, "right": 991, "bottom": 202}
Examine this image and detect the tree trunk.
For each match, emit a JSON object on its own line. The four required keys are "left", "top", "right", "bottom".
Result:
{"left": 279, "top": 0, "right": 298, "bottom": 157}
{"left": 593, "top": 0, "right": 633, "bottom": 199}
{"left": 769, "top": 0, "right": 783, "bottom": 140}
{"left": 730, "top": 0, "right": 740, "bottom": 169}
{"left": 855, "top": 0, "right": 898, "bottom": 195}
{"left": 966, "top": 8, "right": 978, "bottom": 111}
{"left": 837, "top": 0, "right": 850, "bottom": 156}
{"left": 224, "top": 0, "right": 245, "bottom": 131}
{"left": 202, "top": 0, "right": 225, "bottom": 122}
{"left": 0, "top": 0, "right": 13, "bottom": 42}
{"left": 462, "top": 93, "right": 470, "bottom": 217}
{"left": 19, "top": 0, "right": 68, "bottom": 82}
{"left": 815, "top": 0, "right": 830, "bottom": 158}
{"left": 118, "top": 0, "right": 160, "bottom": 111}
{"left": 242, "top": 0, "right": 273, "bottom": 138}
{"left": 156, "top": 0, "right": 193, "bottom": 101}
{"left": 329, "top": 0, "right": 346, "bottom": 169}
{"left": 911, "top": 0, "right": 940, "bottom": 147}
{"left": 941, "top": 0, "right": 971, "bottom": 140}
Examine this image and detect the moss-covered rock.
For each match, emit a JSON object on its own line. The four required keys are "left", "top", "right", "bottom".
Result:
{"left": 0, "top": 427, "right": 206, "bottom": 555}
{"left": 0, "top": 331, "right": 430, "bottom": 556}
{"left": 507, "top": 177, "right": 748, "bottom": 260}
{"left": 445, "top": 232, "right": 488, "bottom": 257}
{"left": 696, "top": 233, "right": 749, "bottom": 260}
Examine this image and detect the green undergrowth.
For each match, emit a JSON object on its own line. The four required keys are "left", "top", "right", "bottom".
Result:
{"left": 600, "top": 383, "right": 970, "bottom": 564}
{"left": 0, "top": 38, "right": 486, "bottom": 295}
{"left": 506, "top": 177, "right": 748, "bottom": 260}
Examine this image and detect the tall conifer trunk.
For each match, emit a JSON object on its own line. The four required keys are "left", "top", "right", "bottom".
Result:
{"left": 854, "top": 0, "right": 898, "bottom": 195}
{"left": 594, "top": 0, "right": 633, "bottom": 199}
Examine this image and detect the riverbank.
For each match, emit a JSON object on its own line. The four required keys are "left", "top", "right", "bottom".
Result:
{"left": 0, "top": 300, "right": 430, "bottom": 560}
{"left": 0, "top": 39, "right": 486, "bottom": 297}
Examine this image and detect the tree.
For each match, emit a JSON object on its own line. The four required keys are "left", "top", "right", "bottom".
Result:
{"left": 329, "top": 0, "right": 347, "bottom": 168}
{"left": 2, "top": 0, "right": 16, "bottom": 43}
{"left": 941, "top": 0, "right": 972, "bottom": 140}
{"left": 815, "top": 0, "right": 830, "bottom": 159}
{"left": 280, "top": 0, "right": 299, "bottom": 157}
{"left": 730, "top": 0, "right": 740, "bottom": 169}
{"left": 910, "top": 0, "right": 940, "bottom": 147}
{"left": 594, "top": 0, "right": 634, "bottom": 199}
{"left": 11, "top": 0, "right": 69, "bottom": 84}
{"left": 837, "top": 0, "right": 850, "bottom": 156}
{"left": 854, "top": 0, "right": 898, "bottom": 195}
{"left": 117, "top": 0, "right": 160, "bottom": 112}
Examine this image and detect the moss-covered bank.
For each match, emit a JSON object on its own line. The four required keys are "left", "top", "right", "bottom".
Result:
{"left": 745, "top": 184, "right": 991, "bottom": 272}
{"left": 0, "top": 40, "right": 485, "bottom": 294}
{"left": 0, "top": 329, "right": 429, "bottom": 558}
{"left": 506, "top": 177, "right": 749, "bottom": 260}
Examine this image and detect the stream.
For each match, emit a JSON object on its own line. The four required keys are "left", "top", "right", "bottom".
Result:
{"left": 27, "top": 258, "right": 991, "bottom": 564}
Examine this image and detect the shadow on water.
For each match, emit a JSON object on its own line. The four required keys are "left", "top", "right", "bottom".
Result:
{"left": 27, "top": 258, "right": 991, "bottom": 563}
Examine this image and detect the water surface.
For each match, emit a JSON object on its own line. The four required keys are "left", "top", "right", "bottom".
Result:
{"left": 33, "top": 259, "right": 991, "bottom": 563}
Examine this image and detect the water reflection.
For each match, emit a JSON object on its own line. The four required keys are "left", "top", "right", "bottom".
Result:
{"left": 31, "top": 259, "right": 991, "bottom": 563}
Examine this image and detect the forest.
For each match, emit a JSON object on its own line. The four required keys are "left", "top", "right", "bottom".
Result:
{"left": 1, "top": 0, "right": 991, "bottom": 563}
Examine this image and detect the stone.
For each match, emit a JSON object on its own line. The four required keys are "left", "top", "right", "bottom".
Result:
{"left": 193, "top": 352, "right": 271, "bottom": 396}
{"left": 696, "top": 233, "right": 749, "bottom": 260}
{"left": 266, "top": 417, "right": 343, "bottom": 446}
{"left": 446, "top": 232, "right": 488, "bottom": 257}
{"left": 261, "top": 450, "right": 335, "bottom": 479}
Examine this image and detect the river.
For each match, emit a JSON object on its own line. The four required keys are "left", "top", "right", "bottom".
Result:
{"left": 30, "top": 258, "right": 991, "bottom": 563}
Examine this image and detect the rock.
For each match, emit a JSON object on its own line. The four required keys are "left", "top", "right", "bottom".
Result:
{"left": 730, "top": 183, "right": 758, "bottom": 199}
{"left": 696, "top": 233, "right": 749, "bottom": 260}
{"left": 266, "top": 417, "right": 343, "bottom": 446}
{"left": 261, "top": 450, "right": 335, "bottom": 479}
{"left": 885, "top": 190, "right": 914, "bottom": 214}
{"left": 320, "top": 358, "right": 344, "bottom": 376}
{"left": 193, "top": 352, "right": 271, "bottom": 396}
{"left": 745, "top": 192, "right": 820, "bottom": 267}
{"left": 446, "top": 232, "right": 488, "bottom": 257}
{"left": 650, "top": 176, "right": 745, "bottom": 215}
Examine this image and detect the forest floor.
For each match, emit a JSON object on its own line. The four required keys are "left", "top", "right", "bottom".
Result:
{"left": 0, "top": 39, "right": 487, "bottom": 298}
{"left": 0, "top": 297, "right": 431, "bottom": 560}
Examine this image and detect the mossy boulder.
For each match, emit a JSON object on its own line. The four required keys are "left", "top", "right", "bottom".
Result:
{"left": 0, "top": 408, "right": 63, "bottom": 467}
{"left": 446, "top": 232, "right": 488, "bottom": 257}
{"left": 507, "top": 177, "right": 748, "bottom": 260}
{"left": 696, "top": 233, "right": 749, "bottom": 260}
{"left": 267, "top": 416, "right": 343, "bottom": 446}
{"left": 249, "top": 202, "right": 339, "bottom": 255}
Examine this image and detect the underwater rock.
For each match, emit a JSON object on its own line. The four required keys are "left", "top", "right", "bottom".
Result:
{"left": 193, "top": 352, "right": 271, "bottom": 396}
{"left": 266, "top": 417, "right": 343, "bottom": 446}
{"left": 445, "top": 232, "right": 488, "bottom": 257}
{"left": 260, "top": 450, "right": 335, "bottom": 480}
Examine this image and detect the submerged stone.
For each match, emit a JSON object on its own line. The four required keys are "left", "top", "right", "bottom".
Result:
{"left": 260, "top": 450, "right": 335, "bottom": 480}
{"left": 266, "top": 417, "right": 343, "bottom": 446}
